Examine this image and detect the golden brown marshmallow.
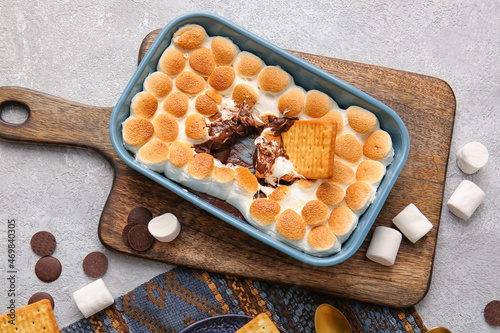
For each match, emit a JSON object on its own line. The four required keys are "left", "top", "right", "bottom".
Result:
{"left": 250, "top": 198, "right": 281, "bottom": 226}
{"left": 347, "top": 106, "right": 378, "bottom": 134}
{"left": 257, "top": 66, "right": 290, "bottom": 93}
{"left": 189, "top": 47, "right": 216, "bottom": 76}
{"left": 153, "top": 113, "right": 179, "bottom": 142}
{"left": 175, "top": 71, "right": 206, "bottom": 95}
{"left": 363, "top": 130, "right": 392, "bottom": 161}
{"left": 131, "top": 92, "right": 158, "bottom": 119}
{"left": 345, "top": 181, "right": 373, "bottom": 212}
{"left": 172, "top": 24, "right": 206, "bottom": 50}
{"left": 356, "top": 160, "right": 386, "bottom": 184}
{"left": 208, "top": 66, "right": 236, "bottom": 91}
{"left": 234, "top": 51, "right": 263, "bottom": 78}
{"left": 232, "top": 84, "right": 259, "bottom": 108}
{"left": 185, "top": 113, "right": 207, "bottom": 140}
{"left": 163, "top": 91, "right": 189, "bottom": 118}
{"left": 316, "top": 182, "right": 344, "bottom": 206}
{"left": 158, "top": 47, "right": 186, "bottom": 76}
{"left": 276, "top": 209, "right": 306, "bottom": 241}
{"left": 123, "top": 118, "right": 154, "bottom": 146}
{"left": 278, "top": 88, "right": 305, "bottom": 117}
{"left": 195, "top": 94, "right": 219, "bottom": 116}
{"left": 211, "top": 36, "right": 237, "bottom": 66}
{"left": 304, "top": 90, "right": 331, "bottom": 118}
{"left": 335, "top": 134, "right": 363, "bottom": 163}
{"left": 187, "top": 153, "right": 214, "bottom": 179}
{"left": 307, "top": 225, "right": 337, "bottom": 251}
{"left": 301, "top": 200, "right": 330, "bottom": 226}
{"left": 143, "top": 72, "right": 173, "bottom": 98}
{"left": 168, "top": 141, "right": 194, "bottom": 167}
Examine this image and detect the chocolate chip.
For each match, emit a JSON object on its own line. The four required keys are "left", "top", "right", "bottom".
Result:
{"left": 127, "top": 224, "right": 154, "bottom": 251}
{"left": 28, "top": 292, "right": 55, "bottom": 309}
{"left": 122, "top": 223, "right": 139, "bottom": 247}
{"left": 484, "top": 300, "right": 500, "bottom": 326}
{"left": 82, "top": 251, "right": 108, "bottom": 278}
{"left": 30, "top": 231, "right": 57, "bottom": 256}
{"left": 34, "top": 256, "right": 62, "bottom": 282}
{"left": 127, "top": 207, "right": 153, "bottom": 225}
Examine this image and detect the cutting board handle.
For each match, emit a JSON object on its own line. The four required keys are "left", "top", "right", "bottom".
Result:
{"left": 0, "top": 86, "right": 114, "bottom": 156}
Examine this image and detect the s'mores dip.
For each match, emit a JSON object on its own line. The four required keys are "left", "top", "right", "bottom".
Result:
{"left": 121, "top": 24, "right": 394, "bottom": 257}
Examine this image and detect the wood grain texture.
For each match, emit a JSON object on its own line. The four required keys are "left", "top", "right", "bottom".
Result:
{"left": 0, "top": 29, "right": 455, "bottom": 308}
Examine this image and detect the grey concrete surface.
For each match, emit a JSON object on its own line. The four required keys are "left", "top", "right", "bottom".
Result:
{"left": 0, "top": 1, "right": 499, "bottom": 331}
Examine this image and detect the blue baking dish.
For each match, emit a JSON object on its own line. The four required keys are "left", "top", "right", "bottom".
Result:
{"left": 109, "top": 11, "right": 410, "bottom": 266}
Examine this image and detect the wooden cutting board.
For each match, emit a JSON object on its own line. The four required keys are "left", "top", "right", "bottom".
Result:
{"left": 0, "top": 29, "right": 455, "bottom": 308}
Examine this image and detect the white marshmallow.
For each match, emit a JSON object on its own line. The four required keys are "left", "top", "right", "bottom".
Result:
{"left": 73, "top": 279, "right": 114, "bottom": 318}
{"left": 447, "top": 180, "right": 486, "bottom": 220}
{"left": 148, "top": 213, "right": 181, "bottom": 242}
{"left": 456, "top": 142, "right": 489, "bottom": 174}
{"left": 366, "top": 226, "right": 402, "bottom": 266}
{"left": 392, "top": 203, "right": 433, "bottom": 243}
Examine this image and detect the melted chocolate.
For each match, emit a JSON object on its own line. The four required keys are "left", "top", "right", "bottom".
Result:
{"left": 193, "top": 109, "right": 297, "bottom": 177}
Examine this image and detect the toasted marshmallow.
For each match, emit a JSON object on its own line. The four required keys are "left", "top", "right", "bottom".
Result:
{"left": 163, "top": 91, "right": 189, "bottom": 118}
{"left": 153, "top": 113, "right": 179, "bottom": 143}
{"left": 232, "top": 84, "right": 259, "bottom": 109}
{"left": 345, "top": 181, "right": 374, "bottom": 213}
{"left": 347, "top": 106, "right": 378, "bottom": 134}
{"left": 363, "top": 130, "right": 394, "bottom": 165}
{"left": 189, "top": 47, "right": 216, "bottom": 76}
{"left": 296, "top": 179, "right": 317, "bottom": 189}
{"left": 307, "top": 225, "right": 340, "bottom": 252}
{"left": 148, "top": 212, "right": 181, "bottom": 242}
{"left": 447, "top": 180, "right": 486, "bottom": 220}
{"left": 233, "top": 167, "right": 259, "bottom": 195}
{"left": 257, "top": 66, "right": 290, "bottom": 93}
{"left": 184, "top": 113, "right": 207, "bottom": 140}
{"left": 276, "top": 209, "right": 306, "bottom": 241}
{"left": 366, "top": 226, "right": 402, "bottom": 266}
{"left": 301, "top": 200, "right": 330, "bottom": 226}
{"left": 184, "top": 153, "right": 214, "bottom": 192}
{"left": 136, "top": 139, "right": 169, "bottom": 172}
{"left": 195, "top": 94, "right": 219, "bottom": 116}
{"left": 122, "top": 117, "right": 154, "bottom": 153}
{"left": 392, "top": 203, "right": 433, "bottom": 243}
{"left": 175, "top": 71, "right": 206, "bottom": 95}
{"left": 456, "top": 142, "right": 489, "bottom": 174}
{"left": 205, "top": 89, "right": 223, "bottom": 103}
{"left": 328, "top": 205, "right": 358, "bottom": 243}
{"left": 208, "top": 66, "right": 236, "bottom": 92}
{"left": 211, "top": 36, "right": 238, "bottom": 66}
{"left": 356, "top": 160, "right": 386, "bottom": 185}
{"left": 320, "top": 111, "right": 344, "bottom": 135}
{"left": 304, "top": 90, "right": 335, "bottom": 119}
{"left": 250, "top": 198, "right": 281, "bottom": 226}
{"left": 278, "top": 88, "right": 305, "bottom": 117}
{"left": 335, "top": 134, "right": 363, "bottom": 163}
{"left": 130, "top": 92, "right": 158, "bottom": 119}
{"left": 234, "top": 51, "right": 264, "bottom": 78}
{"left": 330, "top": 159, "right": 355, "bottom": 185}
{"left": 207, "top": 164, "right": 235, "bottom": 201}
{"left": 168, "top": 141, "right": 194, "bottom": 168}
{"left": 143, "top": 72, "right": 173, "bottom": 98}
{"left": 158, "top": 47, "right": 186, "bottom": 76}
{"left": 316, "top": 181, "right": 344, "bottom": 206}
{"left": 268, "top": 186, "right": 290, "bottom": 201}
{"left": 227, "top": 167, "right": 259, "bottom": 214}
{"left": 172, "top": 24, "right": 206, "bottom": 50}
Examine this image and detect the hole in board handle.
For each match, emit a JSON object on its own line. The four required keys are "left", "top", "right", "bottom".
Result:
{"left": 0, "top": 101, "right": 30, "bottom": 124}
